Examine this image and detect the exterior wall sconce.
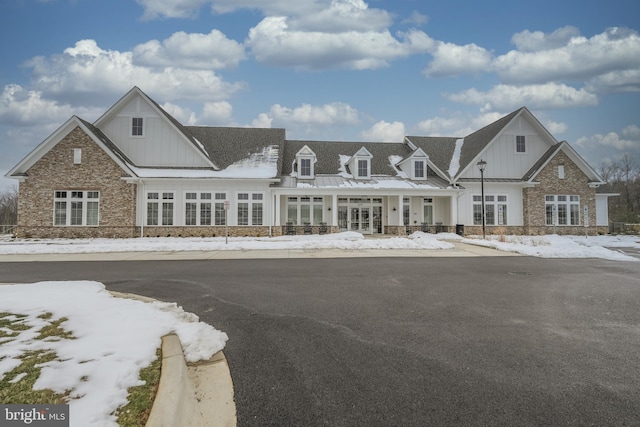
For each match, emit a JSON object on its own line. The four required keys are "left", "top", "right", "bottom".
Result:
{"left": 392, "top": 207, "right": 397, "bottom": 211}
{"left": 328, "top": 207, "right": 331, "bottom": 211}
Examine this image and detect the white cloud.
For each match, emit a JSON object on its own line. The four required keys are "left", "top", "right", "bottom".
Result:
{"left": 402, "top": 10, "right": 429, "bottom": 26}
{"left": 266, "top": 102, "right": 360, "bottom": 125}
{"left": 26, "top": 39, "right": 246, "bottom": 105}
{"left": 446, "top": 83, "right": 599, "bottom": 110}
{"left": 622, "top": 124, "right": 640, "bottom": 139}
{"left": 161, "top": 102, "right": 198, "bottom": 126}
{"left": 136, "top": 0, "right": 209, "bottom": 20}
{"left": 423, "top": 41, "right": 493, "bottom": 77}
{"left": 576, "top": 130, "right": 638, "bottom": 152}
{"left": 200, "top": 101, "right": 234, "bottom": 125}
{"left": 132, "top": 30, "right": 246, "bottom": 70}
{"left": 289, "top": 0, "right": 392, "bottom": 33}
{"left": 493, "top": 27, "right": 640, "bottom": 86}
{"left": 545, "top": 120, "right": 568, "bottom": 135}
{"left": 415, "top": 112, "right": 504, "bottom": 137}
{"left": 251, "top": 113, "right": 273, "bottom": 128}
{"left": 361, "top": 120, "right": 405, "bottom": 142}
{"left": 246, "top": 17, "right": 433, "bottom": 70}
{"left": 511, "top": 26, "right": 581, "bottom": 52}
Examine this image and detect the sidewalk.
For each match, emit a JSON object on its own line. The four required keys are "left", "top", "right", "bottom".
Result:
{"left": 0, "top": 241, "right": 519, "bottom": 262}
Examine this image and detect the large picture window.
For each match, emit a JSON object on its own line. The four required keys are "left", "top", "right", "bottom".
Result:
{"left": 184, "top": 192, "right": 212, "bottom": 226}
{"left": 287, "top": 196, "right": 323, "bottom": 225}
{"left": 147, "top": 192, "right": 174, "bottom": 226}
{"left": 237, "top": 193, "right": 263, "bottom": 226}
{"left": 53, "top": 191, "right": 99, "bottom": 226}
{"left": 473, "top": 194, "right": 507, "bottom": 226}
{"left": 545, "top": 195, "right": 580, "bottom": 226}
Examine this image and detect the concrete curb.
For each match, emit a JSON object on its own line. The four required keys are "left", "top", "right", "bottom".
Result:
{"left": 146, "top": 334, "right": 237, "bottom": 427}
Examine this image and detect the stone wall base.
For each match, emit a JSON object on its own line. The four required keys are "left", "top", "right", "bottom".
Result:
{"left": 15, "top": 226, "right": 138, "bottom": 239}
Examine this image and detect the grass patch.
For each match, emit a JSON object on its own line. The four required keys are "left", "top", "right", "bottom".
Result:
{"left": 116, "top": 348, "right": 162, "bottom": 427}
{"left": 0, "top": 312, "right": 73, "bottom": 404}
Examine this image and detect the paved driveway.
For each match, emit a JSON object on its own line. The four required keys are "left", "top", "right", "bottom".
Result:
{"left": 2, "top": 256, "right": 640, "bottom": 426}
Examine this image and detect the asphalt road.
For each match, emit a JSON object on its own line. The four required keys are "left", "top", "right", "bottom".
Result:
{"left": 2, "top": 256, "right": 640, "bottom": 426}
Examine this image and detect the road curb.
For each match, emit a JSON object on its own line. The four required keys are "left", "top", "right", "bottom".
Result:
{"left": 146, "top": 334, "right": 236, "bottom": 427}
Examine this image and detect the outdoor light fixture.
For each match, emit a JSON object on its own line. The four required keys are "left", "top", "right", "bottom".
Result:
{"left": 392, "top": 207, "right": 397, "bottom": 211}
{"left": 477, "top": 159, "right": 487, "bottom": 240}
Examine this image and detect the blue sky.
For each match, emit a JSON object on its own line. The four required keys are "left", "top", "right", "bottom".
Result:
{"left": 1, "top": 0, "right": 639, "bottom": 190}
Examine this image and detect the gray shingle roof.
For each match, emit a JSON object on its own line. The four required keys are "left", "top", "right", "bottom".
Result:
{"left": 522, "top": 142, "right": 562, "bottom": 181}
{"left": 185, "top": 126, "right": 286, "bottom": 171}
{"left": 282, "top": 140, "right": 412, "bottom": 176}
{"left": 404, "top": 136, "right": 459, "bottom": 179}
{"left": 78, "top": 117, "right": 136, "bottom": 169}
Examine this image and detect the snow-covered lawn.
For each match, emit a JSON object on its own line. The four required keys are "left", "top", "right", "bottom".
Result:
{"left": 0, "top": 231, "right": 639, "bottom": 261}
{"left": 0, "top": 281, "right": 227, "bottom": 427}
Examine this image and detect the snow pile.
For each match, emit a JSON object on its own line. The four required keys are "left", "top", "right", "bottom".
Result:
{"left": 462, "top": 234, "right": 638, "bottom": 261}
{"left": 0, "top": 281, "right": 228, "bottom": 427}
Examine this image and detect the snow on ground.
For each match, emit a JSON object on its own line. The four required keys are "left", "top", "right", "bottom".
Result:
{"left": 461, "top": 234, "right": 640, "bottom": 261}
{"left": 0, "top": 231, "right": 639, "bottom": 261}
{"left": 0, "top": 281, "right": 228, "bottom": 427}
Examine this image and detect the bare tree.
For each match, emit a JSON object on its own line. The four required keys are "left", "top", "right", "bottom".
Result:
{"left": 0, "top": 185, "right": 18, "bottom": 232}
{"left": 602, "top": 154, "right": 640, "bottom": 223}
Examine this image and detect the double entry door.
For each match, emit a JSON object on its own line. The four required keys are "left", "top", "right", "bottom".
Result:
{"left": 338, "top": 198, "right": 382, "bottom": 234}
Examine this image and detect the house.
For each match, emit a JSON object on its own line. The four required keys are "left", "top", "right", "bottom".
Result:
{"left": 6, "top": 86, "right": 611, "bottom": 239}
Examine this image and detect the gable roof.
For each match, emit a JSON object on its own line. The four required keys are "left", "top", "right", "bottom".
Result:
{"left": 93, "top": 86, "right": 214, "bottom": 168}
{"left": 5, "top": 116, "right": 136, "bottom": 179}
{"left": 523, "top": 140, "right": 605, "bottom": 184}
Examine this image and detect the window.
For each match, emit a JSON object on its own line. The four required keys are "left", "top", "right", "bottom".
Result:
{"left": 403, "top": 197, "right": 410, "bottom": 226}
{"left": 132, "top": 117, "right": 144, "bottom": 136}
{"left": 184, "top": 192, "right": 212, "bottom": 226}
{"left": 545, "top": 195, "right": 580, "bottom": 226}
{"left": 237, "top": 193, "right": 263, "bottom": 226}
{"left": 146, "top": 192, "right": 173, "bottom": 226}
{"left": 516, "top": 135, "right": 526, "bottom": 153}
{"left": 558, "top": 165, "right": 565, "bottom": 179}
{"left": 215, "top": 193, "right": 226, "bottom": 226}
{"left": 300, "top": 158, "right": 312, "bottom": 177}
{"left": 414, "top": 161, "right": 425, "bottom": 179}
{"left": 357, "top": 159, "right": 369, "bottom": 178}
{"left": 73, "top": 148, "right": 82, "bottom": 164}
{"left": 53, "top": 191, "right": 99, "bottom": 226}
{"left": 473, "top": 194, "right": 507, "bottom": 225}
{"left": 287, "top": 196, "right": 323, "bottom": 225}
{"left": 423, "top": 198, "right": 433, "bottom": 225}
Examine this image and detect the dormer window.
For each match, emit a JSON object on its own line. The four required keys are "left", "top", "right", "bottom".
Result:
{"left": 357, "top": 159, "right": 369, "bottom": 178}
{"left": 414, "top": 160, "right": 425, "bottom": 179}
{"left": 346, "top": 147, "right": 373, "bottom": 180}
{"left": 132, "top": 117, "right": 144, "bottom": 136}
{"left": 294, "top": 145, "right": 316, "bottom": 179}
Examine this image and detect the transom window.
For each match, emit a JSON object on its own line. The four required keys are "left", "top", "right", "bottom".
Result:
{"left": 54, "top": 191, "right": 99, "bottom": 226}
{"left": 132, "top": 117, "right": 144, "bottom": 136}
{"left": 516, "top": 135, "right": 526, "bottom": 153}
{"left": 184, "top": 192, "right": 212, "bottom": 226}
{"left": 473, "top": 194, "right": 508, "bottom": 225}
{"left": 147, "top": 192, "right": 174, "bottom": 226}
{"left": 287, "top": 196, "right": 324, "bottom": 225}
{"left": 237, "top": 193, "right": 263, "bottom": 226}
{"left": 545, "top": 195, "right": 580, "bottom": 226}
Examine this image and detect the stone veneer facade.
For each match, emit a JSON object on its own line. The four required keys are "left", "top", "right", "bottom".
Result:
{"left": 522, "top": 151, "right": 602, "bottom": 235}
{"left": 17, "top": 127, "right": 138, "bottom": 238}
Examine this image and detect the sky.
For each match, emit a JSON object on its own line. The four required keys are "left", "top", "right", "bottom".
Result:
{"left": 1, "top": 0, "right": 639, "bottom": 191}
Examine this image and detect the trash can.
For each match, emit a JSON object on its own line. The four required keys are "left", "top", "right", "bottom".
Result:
{"left": 456, "top": 224, "right": 464, "bottom": 236}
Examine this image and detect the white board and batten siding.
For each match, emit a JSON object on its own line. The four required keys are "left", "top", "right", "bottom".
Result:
{"left": 101, "top": 97, "right": 210, "bottom": 168}
{"left": 456, "top": 183, "right": 524, "bottom": 227}
{"left": 459, "top": 116, "right": 556, "bottom": 180}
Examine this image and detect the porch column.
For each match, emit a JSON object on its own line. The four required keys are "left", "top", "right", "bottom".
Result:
{"left": 396, "top": 195, "right": 404, "bottom": 225}
{"left": 274, "top": 194, "right": 281, "bottom": 226}
{"left": 450, "top": 194, "right": 458, "bottom": 227}
{"left": 332, "top": 194, "right": 338, "bottom": 226}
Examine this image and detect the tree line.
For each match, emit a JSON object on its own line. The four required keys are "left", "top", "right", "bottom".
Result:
{"left": 599, "top": 153, "right": 640, "bottom": 223}
{"left": 0, "top": 185, "right": 18, "bottom": 232}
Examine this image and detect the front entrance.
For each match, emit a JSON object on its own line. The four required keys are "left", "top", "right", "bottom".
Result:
{"left": 338, "top": 197, "right": 383, "bottom": 234}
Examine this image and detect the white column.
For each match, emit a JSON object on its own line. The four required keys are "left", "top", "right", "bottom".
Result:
{"left": 450, "top": 193, "right": 458, "bottom": 227}
{"left": 274, "top": 194, "right": 281, "bottom": 226}
{"left": 332, "top": 194, "right": 338, "bottom": 226}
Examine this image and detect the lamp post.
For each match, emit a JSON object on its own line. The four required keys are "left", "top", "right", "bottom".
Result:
{"left": 477, "top": 159, "right": 487, "bottom": 240}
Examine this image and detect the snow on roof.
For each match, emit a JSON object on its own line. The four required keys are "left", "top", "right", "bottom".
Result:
{"left": 389, "top": 155, "right": 408, "bottom": 179}
{"left": 129, "top": 145, "right": 279, "bottom": 179}
{"left": 448, "top": 138, "right": 464, "bottom": 178}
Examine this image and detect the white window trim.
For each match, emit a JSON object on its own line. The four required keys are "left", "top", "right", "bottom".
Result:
{"left": 53, "top": 190, "right": 100, "bottom": 226}
{"left": 515, "top": 135, "right": 527, "bottom": 154}
{"left": 298, "top": 157, "right": 314, "bottom": 179}
{"left": 131, "top": 117, "right": 145, "bottom": 137}
{"left": 473, "top": 194, "right": 508, "bottom": 226}
{"left": 146, "top": 191, "right": 175, "bottom": 226}
{"left": 413, "top": 160, "right": 426, "bottom": 180}
{"left": 184, "top": 192, "right": 213, "bottom": 226}
{"left": 73, "top": 148, "right": 82, "bottom": 164}
{"left": 545, "top": 195, "right": 580, "bottom": 226}
{"left": 355, "top": 158, "right": 370, "bottom": 179}
{"left": 236, "top": 192, "right": 264, "bottom": 226}
{"left": 286, "top": 196, "right": 324, "bottom": 225}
